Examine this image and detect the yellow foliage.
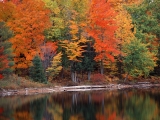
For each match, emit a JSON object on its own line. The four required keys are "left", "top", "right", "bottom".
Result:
{"left": 46, "top": 52, "right": 62, "bottom": 80}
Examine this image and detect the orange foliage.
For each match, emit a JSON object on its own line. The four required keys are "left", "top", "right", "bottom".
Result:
{"left": 3, "top": 0, "right": 20, "bottom": 5}
{"left": 7, "top": 0, "right": 51, "bottom": 68}
{"left": 14, "top": 111, "right": 33, "bottom": 120}
{"left": 0, "top": 1, "right": 15, "bottom": 22}
{"left": 107, "top": 112, "right": 116, "bottom": 120}
{"left": 88, "top": 0, "right": 119, "bottom": 63}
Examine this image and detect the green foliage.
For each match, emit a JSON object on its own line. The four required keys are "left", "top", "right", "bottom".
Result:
{"left": 123, "top": 38, "right": 156, "bottom": 78}
{"left": 125, "top": 0, "right": 160, "bottom": 77}
{"left": 43, "top": 0, "right": 64, "bottom": 40}
{"left": 125, "top": 95, "right": 158, "bottom": 120}
{"left": 0, "top": 22, "right": 14, "bottom": 74}
{"left": 75, "top": 42, "right": 96, "bottom": 73}
{"left": 126, "top": 0, "right": 160, "bottom": 54}
{"left": 30, "top": 97, "right": 47, "bottom": 120}
{"left": 46, "top": 52, "right": 62, "bottom": 80}
{"left": 29, "top": 55, "right": 47, "bottom": 83}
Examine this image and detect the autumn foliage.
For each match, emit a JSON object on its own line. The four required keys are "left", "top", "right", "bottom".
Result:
{"left": 0, "top": 0, "right": 159, "bottom": 81}
{"left": 88, "top": 0, "right": 119, "bottom": 64}
{"left": 7, "top": 0, "right": 51, "bottom": 69}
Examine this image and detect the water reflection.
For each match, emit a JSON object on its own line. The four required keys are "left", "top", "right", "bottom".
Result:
{"left": 0, "top": 88, "right": 160, "bottom": 120}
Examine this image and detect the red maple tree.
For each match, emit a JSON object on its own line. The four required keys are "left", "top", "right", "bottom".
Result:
{"left": 87, "top": 0, "right": 120, "bottom": 74}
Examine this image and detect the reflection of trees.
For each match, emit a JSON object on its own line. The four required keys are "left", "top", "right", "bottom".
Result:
{"left": 1, "top": 90, "right": 160, "bottom": 120}
{"left": 0, "top": 107, "right": 13, "bottom": 120}
{"left": 30, "top": 97, "right": 47, "bottom": 120}
{"left": 125, "top": 95, "right": 158, "bottom": 120}
{"left": 46, "top": 99, "right": 63, "bottom": 120}
{"left": 68, "top": 102, "right": 96, "bottom": 120}
{"left": 14, "top": 110, "right": 33, "bottom": 120}
{"left": 0, "top": 94, "right": 46, "bottom": 109}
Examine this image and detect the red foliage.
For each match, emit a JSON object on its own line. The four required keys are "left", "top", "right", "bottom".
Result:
{"left": 0, "top": 107, "right": 3, "bottom": 114}
{"left": 41, "top": 41, "right": 57, "bottom": 60}
{"left": 91, "top": 73, "right": 106, "bottom": 82}
{"left": 0, "top": 74, "right": 3, "bottom": 79}
{"left": 87, "top": 0, "right": 119, "bottom": 63}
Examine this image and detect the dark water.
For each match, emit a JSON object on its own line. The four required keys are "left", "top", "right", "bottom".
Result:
{"left": 0, "top": 88, "right": 160, "bottom": 120}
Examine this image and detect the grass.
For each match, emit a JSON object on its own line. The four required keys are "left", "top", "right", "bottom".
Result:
{"left": 0, "top": 74, "right": 54, "bottom": 89}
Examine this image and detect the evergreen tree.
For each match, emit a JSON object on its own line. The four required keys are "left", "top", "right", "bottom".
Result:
{"left": 0, "top": 22, "right": 14, "bottom": 74}
{"left": 75, "top": 42, "right": 96, "bottom": 81}
{"left": 29, "top": 55, "right": 47, "bottom": 83}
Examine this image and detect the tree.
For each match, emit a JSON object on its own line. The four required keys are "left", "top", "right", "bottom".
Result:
{"left": 46, "top": 52, "right": 62, "bottom": 81}
{"left": 60, "top": 9, "right": 88, "bottom": 82}
{"left": 29, "top": 55, "right": 47, "bottom": 83}
{"left": 0, "top": 1, "right": 15, "bottom": 22}
{"left": 108, "top": 0, "right": 136, "bottom": 78}
{"left": 7, "top": 0, "right": 51, "bottom": 69}
{"left": 125, "top": 95, "right": 158, "bottom": 120}
{"left": 127, "top": 1, "right": 159, "bottom": 55}
{"left": 75, "top": 41, "right": 96, "bottom": 81}
{"left": 0, "top": 48, "right": 8, "bottom": 76}
{"left": 42, "top": 0, "right": 64, "bottom": 40}
{"left": 123, "top": 38, "right": 156, "bottom": 80}
{"left": 0, "top": 22, "right": 14, "bottom": 74}
{"left": 87, "top": 0, "right": 119, "bottom": 75}
{"left": 41, "top": 41, "right": 57, "bottom": 70}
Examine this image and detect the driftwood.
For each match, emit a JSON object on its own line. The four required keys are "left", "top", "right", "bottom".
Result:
{"left": 0, "top": 83, "right": 160, "bottom": 96}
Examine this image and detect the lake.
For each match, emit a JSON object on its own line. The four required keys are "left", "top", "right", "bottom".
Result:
{"left": 0, "top": 87, "right": 160, "bottom": 120}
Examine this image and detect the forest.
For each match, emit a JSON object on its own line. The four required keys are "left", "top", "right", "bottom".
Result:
{"left": 0, "top": 0, "right": 160, "bottom": 84}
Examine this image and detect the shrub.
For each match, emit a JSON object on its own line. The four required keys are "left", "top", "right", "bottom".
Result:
{"left": 91, "top": 73, "right": 105, "bottom": 83}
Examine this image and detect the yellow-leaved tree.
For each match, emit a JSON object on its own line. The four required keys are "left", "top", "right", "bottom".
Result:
{"left": 46, "top": 52, "right": 62, "bottom": 81}
{"left": 60, "top": 17, "right": 88, "bottom": 82}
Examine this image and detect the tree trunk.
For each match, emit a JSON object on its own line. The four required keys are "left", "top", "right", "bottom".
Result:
{"left": 61, "top": 68, "right": 64, "bottom": 80}
{"left": 100, "top": 60, "right": 104, "bottom": 75}
{"left": 71, "top": 72, "right": 75, "bottom": 82}
{"left": 74, "top": 71, "right": 77, "bottom": 82}
{"left": 88, "top": 71, "right": 91, "bottom": 81}
{"left": 81, "top": 71, "right": 83, "bottom": 80}
{"left": 124, "top": 72, "right": 129, "bottom": 81}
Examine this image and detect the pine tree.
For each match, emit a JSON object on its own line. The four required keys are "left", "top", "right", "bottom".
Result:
{"left": 29, "top": 55, "right": 47, "bottom": 83}
{"left": 75, "top": 42, "right": 96, "bottom": 81}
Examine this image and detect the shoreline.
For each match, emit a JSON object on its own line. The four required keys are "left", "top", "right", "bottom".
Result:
{"left": 0, "top": 82, "right": 160, "bottom": 96}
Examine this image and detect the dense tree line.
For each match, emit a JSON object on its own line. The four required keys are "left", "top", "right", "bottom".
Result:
{"left": 0, "top": 0, "right": 159, "bottom": 82}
